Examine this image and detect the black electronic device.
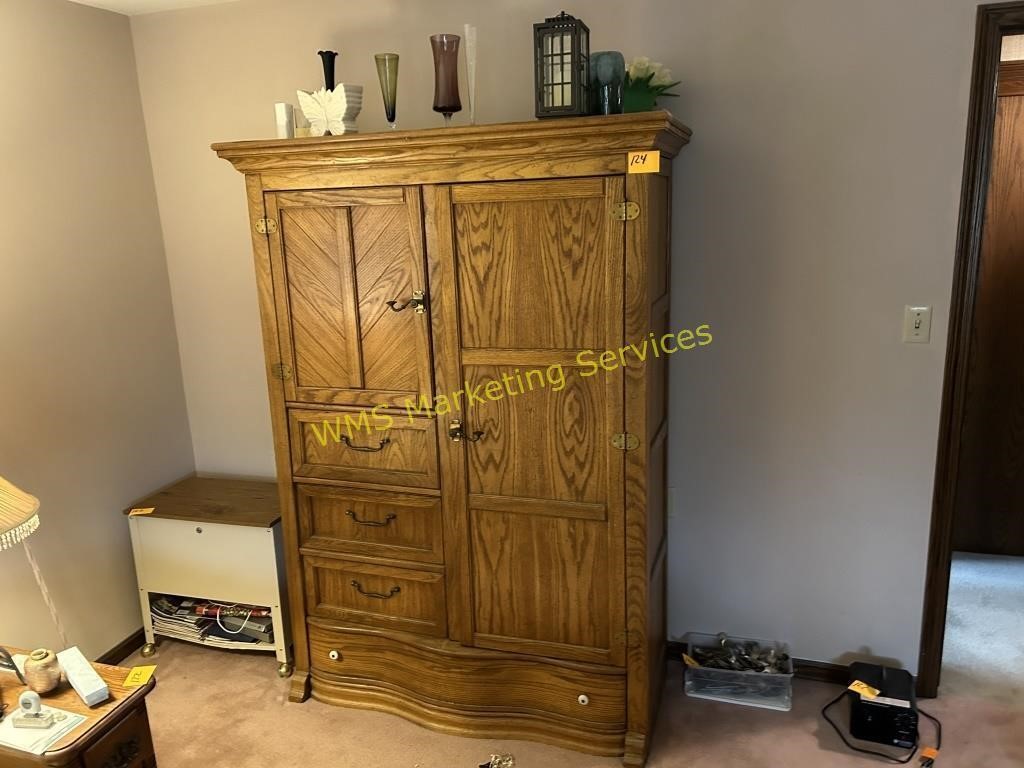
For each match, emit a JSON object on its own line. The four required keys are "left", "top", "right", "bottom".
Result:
{"left": 847, "top": 662, "right": 919, "bottom": 749}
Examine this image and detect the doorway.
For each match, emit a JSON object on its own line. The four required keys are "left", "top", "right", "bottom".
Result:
{"left": 918, "top": 3, "right": 1024, "bottom": 698}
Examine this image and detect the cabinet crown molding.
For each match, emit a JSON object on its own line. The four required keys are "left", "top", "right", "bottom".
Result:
{"left": 213, "top": 111, "right": 691, "bottom": 183}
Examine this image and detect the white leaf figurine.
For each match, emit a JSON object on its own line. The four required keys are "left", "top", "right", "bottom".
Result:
{"left": 296, "top": 86, "right": 363, "bottom": 137}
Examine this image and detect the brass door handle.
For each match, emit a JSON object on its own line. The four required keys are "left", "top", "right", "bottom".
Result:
{"left": 448, "top": 419, "right": 483, "bottom": 443}
{"left": 385, "top": 289, "right": 426, "bottom": 314}
{"left": 339, "top": 435, "right": 391, "bottom": 452}
{"left": 350, "top": 580, "right": 401, "bottom": 599}
{"left": 345, "top": 510, "right": 397, "bottom": 527}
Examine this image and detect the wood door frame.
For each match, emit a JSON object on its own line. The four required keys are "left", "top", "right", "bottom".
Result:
{"left": 918, "top": 1, "right": 1024, "bottom": 698}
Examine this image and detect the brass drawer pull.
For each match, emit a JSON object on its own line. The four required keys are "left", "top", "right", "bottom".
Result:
{"left": 350, "top": 580, "right": 401, "bottom": 599}
{"left": 340, "top": 435, "right": 391, "bottom": 452}
{"left": 345, "top": 510, "right": 397, "bottom": 527}
{"left": 385, "top": 289, "right": 426, "bottom": 314}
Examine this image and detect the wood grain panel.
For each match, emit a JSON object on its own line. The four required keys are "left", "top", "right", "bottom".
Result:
{"left": 270, "top": 187, "right": 432, "bottom": 407}
{"left": 998, "top": 61, "right": 1024, "bottom": 96}
{"left": 246, "top": 183, "right": 311, "bottom": 702}
{"left": 470, "top": 509, "right": 613, "bottom": 663}
{"left": 469, "top": 492, "right": 606, "bottom": 521}
{"left": 952, "top": 91, "right": 1024, "bottom": 556}
{"left": 289, "top": 409, "right": 439, "bottom": 489}
{"left": 304, "top": 555, "right": 447, "bottom": 636}
{"left": 454, "top": 184, "right": 608, "bottom": 349}
{"left": 463, "top": 364, "right": 605, "bottom": 503}
{"left": 297, "top": 483, "right": 443, "bottom": 563}
{"left": 622, "top": 172, "right": 670, "bottom": 765}
{"left": 647, "top": 428, "right": 667, "bottom": 577}
{"left": 280, "top": 204, "right": 360, "bottom": 390}
{"left": 422, "top": 185, "right": 475, "bottom": 644}
{"left": 353, "top": 194, "right": 431, "bottom": 395}
{"left": 307, "top": 623, "right": 626, "bottom": 755}
{"left": 452, "top": 178, "right": 605, "bottom": 203}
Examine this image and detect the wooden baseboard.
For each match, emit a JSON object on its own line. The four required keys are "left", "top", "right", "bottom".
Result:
{"left": 665, "top": 641, "right": 848, "bottom": 685}
{"left": 96, "top": 628, "right": 145, "bottom": 665}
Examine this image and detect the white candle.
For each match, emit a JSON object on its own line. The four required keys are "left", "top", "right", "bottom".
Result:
{"left": 274, "top": 102, "right": 294, "bottom": 139}
{"left": 464, "top": 24, "right": 477, "bottom": 124}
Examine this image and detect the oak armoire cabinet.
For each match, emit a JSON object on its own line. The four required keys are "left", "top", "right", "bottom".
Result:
{"left": 214, "top": 112, "right": 690, "bottom": 767}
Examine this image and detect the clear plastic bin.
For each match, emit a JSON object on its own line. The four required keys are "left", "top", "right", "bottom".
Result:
{"left": 683, "top": 632, "right": 794, "bottom": 711}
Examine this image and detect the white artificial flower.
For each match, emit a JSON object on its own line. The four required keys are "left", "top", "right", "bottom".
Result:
{"left": 650, "top": 64, "right": 677, "bottom": 87}
{"left": 627, "top": 56, "right": 653, "bottom": 80}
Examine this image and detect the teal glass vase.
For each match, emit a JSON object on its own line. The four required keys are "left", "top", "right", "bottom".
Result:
{"left": 590, "top": 51, "right": 624, "bottom": 114}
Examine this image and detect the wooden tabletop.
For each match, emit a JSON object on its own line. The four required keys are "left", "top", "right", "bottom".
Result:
{"left": 123, "top": 474, "right": 281, "bottom": 528}
{"left": 0, "top": 648, "right": 155, "bottom": 759}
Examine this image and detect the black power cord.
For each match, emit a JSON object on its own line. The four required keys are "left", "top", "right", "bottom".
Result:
{"left": 822, "top": 689, "right": 943, "bottom": 766}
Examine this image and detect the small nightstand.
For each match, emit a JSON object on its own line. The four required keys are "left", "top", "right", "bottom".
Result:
{"left": 0, "top": 650, "right": 156, "bottom": 768}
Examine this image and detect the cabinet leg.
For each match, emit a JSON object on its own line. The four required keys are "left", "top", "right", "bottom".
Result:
{"left": 141, "top": 643, "right": 157, "bottom": 658}
{"left": 277, "top": 661, "right": 293, "bottom": 678}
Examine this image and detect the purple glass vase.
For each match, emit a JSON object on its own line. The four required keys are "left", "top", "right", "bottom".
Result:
{"left": 430, "top": 34, "right": 462, "bottom": 126}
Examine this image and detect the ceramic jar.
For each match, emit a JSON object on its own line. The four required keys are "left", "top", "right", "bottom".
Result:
{"left": 23, "top": 648, "right": 62, "bottom": 694}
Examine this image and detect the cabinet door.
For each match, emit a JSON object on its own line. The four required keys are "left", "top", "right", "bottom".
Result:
{"left": 429, "top": 178, "right": 627, "bottom": 666}
{"left": 267, "top": 187, "right": 433, "bottom": 408}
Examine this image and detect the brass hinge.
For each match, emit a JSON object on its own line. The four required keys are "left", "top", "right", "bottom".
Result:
{"left": 611, "top": 432, "right": 640, "bottom": 451}
{"left": 255, "top": 217, "right": 278, "bottom": 235}
{"left": 611, "top": 201, "right": 640, "bottom": 221}
{"left": 271, "top": 362, "right": 291, "bottom": 380}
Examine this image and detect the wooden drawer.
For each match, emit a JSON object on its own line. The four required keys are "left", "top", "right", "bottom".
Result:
{"left": 308, "top": 624, "right": 626, "bottom": 729}
{"left": 304, "top": 555, "right": 447, "bottom": 637}
{"left": 83, "top": 705, "right": 155, "bottom": 768}
{"left": 297, "top": 484, "right": 443, "bottom": 564}
{"left": 289, "top": 409, "right": 439, "bottom": 489}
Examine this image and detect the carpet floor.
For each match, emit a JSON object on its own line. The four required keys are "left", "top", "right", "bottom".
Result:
{"left": 125, "top": 638, "right": 1024, "bottom": 767}
{"left": 942, "top": 552, "right": 1024, "bottom": 707}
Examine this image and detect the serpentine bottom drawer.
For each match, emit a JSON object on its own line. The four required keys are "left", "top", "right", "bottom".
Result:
{"left": 308, "top": 624, "right": 626, "bottom": 730}
{"left": 304, "top": 555, "right": 447, "bottom": 637}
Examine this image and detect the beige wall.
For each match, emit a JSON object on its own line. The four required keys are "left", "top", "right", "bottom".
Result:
{"left": 0, "top": 0, "right": 192, "bottom": 656}
{"left": 132, "top": 0, "right": 982, "bottom": 671}
{"left": 1003, "top": 34, "right": 1024, "bottom": 61}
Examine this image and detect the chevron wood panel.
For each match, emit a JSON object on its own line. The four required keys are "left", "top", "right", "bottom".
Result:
{"left": 272, "top": 187, "right": 432, "bottom": 408}
{"left": 352, "top": 203, "right": 422, "bottom": 394}
{"left": 281, "top": 205, "right": 359, "bottom": 390}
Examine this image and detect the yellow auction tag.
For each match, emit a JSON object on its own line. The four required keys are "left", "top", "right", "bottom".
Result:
{"left": 123, "top": 665, "right": 157, "bottom": 688}
{"left": 848, "top": 679, "right": 880, "bottom": 698}
{"left": 682, "top": 653, "right": 701, "bottom": 668}
{"left": 627, "top": 150, "right": 660, "bottom": 174}
{"left": 128, "top": 507, "right": 155, "bottom": 516}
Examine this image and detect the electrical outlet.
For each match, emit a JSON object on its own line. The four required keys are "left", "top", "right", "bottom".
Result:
{"left": 903, "top": 306, "right": 932, "bottom": 343}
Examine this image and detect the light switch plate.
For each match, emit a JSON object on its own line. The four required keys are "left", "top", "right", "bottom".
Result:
{"left": 903, "top": 306, "right": 932, "bottom": 343}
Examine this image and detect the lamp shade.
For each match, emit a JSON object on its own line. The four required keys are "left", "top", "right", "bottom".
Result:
{"left": 0, "top": 475, "right": 40, "bottom": 550}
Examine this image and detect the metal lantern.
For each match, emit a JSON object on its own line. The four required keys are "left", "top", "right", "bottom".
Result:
{"left": 533, "top": 11, "right": 590, "bottom": 118}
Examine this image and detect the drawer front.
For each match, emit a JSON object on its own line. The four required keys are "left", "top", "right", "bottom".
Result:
{"left": 130, "top": 516, "right": 279, "bottom": 603}
{"left": 304, "top": 556, "right": 446, "bottom": 637}
{"left": 297, "top": 484, "right": 443, "bottom": 564}
{"left": 308, "top": 624, "right": 626, "bottom": 729}
{"left": 83, "top": 705, "right": 155, "bottom": 768}
{"left": 289, "top": 409, "right": 439, "bottom": 489}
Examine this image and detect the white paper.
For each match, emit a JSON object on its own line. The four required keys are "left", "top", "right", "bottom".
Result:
{"left": 0, "top": 705, "right": 87, "bottom": 755}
